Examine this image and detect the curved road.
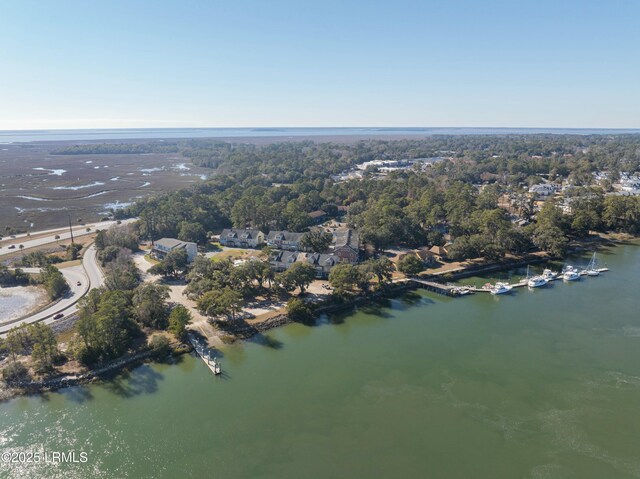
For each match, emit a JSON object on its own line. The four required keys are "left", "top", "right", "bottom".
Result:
{"left": 0, "top": 244, "right": 103, "bottom": 334}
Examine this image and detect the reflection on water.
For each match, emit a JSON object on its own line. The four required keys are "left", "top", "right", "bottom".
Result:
{"left": 1, "top": 244, "right": 640, "bottom": 479}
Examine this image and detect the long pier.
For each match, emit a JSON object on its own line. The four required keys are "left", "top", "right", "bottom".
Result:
{"left": 410, "top": 267, "right": 609, "bottom": 295}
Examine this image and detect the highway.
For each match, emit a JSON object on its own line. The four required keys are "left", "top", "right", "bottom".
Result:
{"left": 0, "top": 216, "right": 136, "bottom": 334}
{"left": 0, "top": 218, "right": 136, "bottom": 257}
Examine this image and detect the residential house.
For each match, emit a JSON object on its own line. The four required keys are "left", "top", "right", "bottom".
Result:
{"left": 270, "top": 250, "right": 300, "bottom": 273}
{"left": 152, "top": 238, "right": 198, "bottom": 262}
{"left": 305, "top": 253, "right": 341, "bottom": 278}
{"left": 219, "top": 229, "right": 265, "bottom": 248}
{"left": 266, "top": 231, "right": 305, "bottom": 251}
{"left": 429, "top": 243, "right": 450, "bottom": 261}
{"left": 332, "top": 228, "right": 360, "bottom": 263}
{"left": 398, "top": 248, "right": 438, "bottom": 268}
{"left": 269, "top": 250, "right": 341, "bottom": 278}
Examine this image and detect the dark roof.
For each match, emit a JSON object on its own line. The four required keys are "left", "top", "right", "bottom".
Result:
{"left": 220, "top": 228, "right": 263, "bottom": 240}
{"left": 308, "top": 210, "right": 326, "bottom": 219}
{"left": 266, "top": 231, "right": 304, "bottom": 242}
{"left": 333, "top": 228, "right": 359, "bottom": 250}
{"left": 154, "top": 238, "right": 194, "bottom": 249}
{"left": 271, "top": 250, "right": 340, "bottom": 267}
{"left": 271, "top": 250, "right": 299, "bottom": 263}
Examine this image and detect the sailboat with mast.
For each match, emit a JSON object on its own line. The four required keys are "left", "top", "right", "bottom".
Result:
{"left": 584, "top": 252, "right": 600, "bottom": 277}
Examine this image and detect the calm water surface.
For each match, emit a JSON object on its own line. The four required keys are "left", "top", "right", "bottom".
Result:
{"left": 1, "top": 244, "right": 639, "bottom": 478}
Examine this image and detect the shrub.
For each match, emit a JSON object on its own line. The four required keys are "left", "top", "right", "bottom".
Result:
{"left": 2, "top": 362, "right": 30, "bottom": 383}
{"left": 287, "top": 297, "right": 313, "bottom": 323}
{"left": 149, "top": 335, "right": 170, "bottom": 358}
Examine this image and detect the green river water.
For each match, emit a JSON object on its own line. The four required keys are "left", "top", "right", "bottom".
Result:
{"left": 1, "top": 243, "right": 639, "bottom": 479}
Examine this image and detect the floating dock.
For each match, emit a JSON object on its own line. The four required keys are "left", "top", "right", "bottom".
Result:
{"left": 188, "top": 335, "right": 221, "bottom": 375}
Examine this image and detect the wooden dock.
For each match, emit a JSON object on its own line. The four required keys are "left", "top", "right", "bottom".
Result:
{"left": 409, "top": 278, "right": 458, "bottom": 296}
{"left": 188, "top": 335, "right": 221, "bottom": 375}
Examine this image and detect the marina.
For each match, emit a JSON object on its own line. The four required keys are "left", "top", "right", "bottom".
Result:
{"left": 411, "top": 258, "right": 610, "bottom": 296}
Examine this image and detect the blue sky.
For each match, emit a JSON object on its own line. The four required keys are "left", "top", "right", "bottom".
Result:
{"left": 1, "top": 0, "right": 638, "bottom": 129}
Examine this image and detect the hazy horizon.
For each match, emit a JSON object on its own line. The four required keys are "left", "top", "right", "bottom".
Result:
{"left": 2, "top": 0, "right": 639, "bottom": 130}
{"left": 3, "top": 126, "right": 640, "bottom": 144}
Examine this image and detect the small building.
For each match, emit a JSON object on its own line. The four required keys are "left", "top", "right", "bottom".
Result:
{"left": 152, "top": 238, "right": 198, "bottom": 262}
{"left": 219, "top": 229, "right": 265, "bottom": 248}
{"left": 266, "top": 231, "right": 305, "bottom": 251}
{"left": 416, "top": 247, "right": 438, "bottom": 266}
{"left": 528, "top": 183, "right": 557, "bottom": 198}
{"left": 332, "top": 228, "right": 360, "bottom": 263}
{"left": 429, "top": 244, "right": 449, "bottom": 260}
{"left": 398, "top": 248, "right": 438, "bottom": 268}
{"left": 308, "top": 210, "right": 327, "bottom": 223}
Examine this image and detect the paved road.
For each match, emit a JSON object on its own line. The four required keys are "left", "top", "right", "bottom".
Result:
{"left": 0, "top": 267, "right": 89, "bottom": 333}
{"left": 0, "top": 245, "right": 105, "bottom": 335}
{"left": 0, "top": 218, "right": 136, "bottom": 257}
{"left": 83, "top": 244, "right": 104, "bottom": 289}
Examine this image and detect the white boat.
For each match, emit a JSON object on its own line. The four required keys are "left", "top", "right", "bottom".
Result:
{"left": 542, "top": 268, "right": 557, "bottom": 280}
{"left": 526, "top": 265, "right": 549, "bottom": 288}
{"left": 528, "top": 276, "right": 549, "bottom": 288}
{"left": 585, "top": 252, "right": 600, "bottom": 276}
{"left": 490, "top": 282, "right": 513, "bottom": 295}
{"left": 563, "top": 265, "right": 580, "bottom": 281}
{"left": 453, "top": 286, "right": 473, "bottom": 296}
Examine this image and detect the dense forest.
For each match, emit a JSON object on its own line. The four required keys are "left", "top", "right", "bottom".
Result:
{"left": 112, "top": 135, "right": 640, "bottom": 260}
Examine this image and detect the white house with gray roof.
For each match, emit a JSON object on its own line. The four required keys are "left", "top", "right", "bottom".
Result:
{"left": 266, "top": 231, "right": 305, "bottom": 251}
{"left": 152, "top": 238, "right": 198, "bottom": 262}
{"left": 219, "top": 229, "right": 265, "bottom": 248}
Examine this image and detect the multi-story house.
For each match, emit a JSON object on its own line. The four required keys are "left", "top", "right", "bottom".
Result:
{"left": 219, "top": 229, "right": 265, "bottom": 248}
{"left": 266, "top": 231, "right": 305, "bottom": 251}
{"left": 332, "top": 228, "right": 360, "bottom": 263}
{"left": 151, "top": 238, "right": 198, "bottom": 262}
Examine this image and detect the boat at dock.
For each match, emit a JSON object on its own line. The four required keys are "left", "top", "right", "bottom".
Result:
{"left": 583, "top": 252, "right": 601, "bottom": 276}
{"left": 542, "top": 268, "right": 557, "bottom": 280}
{"left": 451, "top": 286, "right": 473, "bottom": 296}
{"left": 528, "top": 276, "right": 549, "bottom": 288}
{"left": 563, "top": 265, "right": 581, "bottom": 281}
{"left": 490, "top": 282, "right": 513, "bottom": 295}
{"left": 526, "top": 265, "right": 549, "bottom": 288}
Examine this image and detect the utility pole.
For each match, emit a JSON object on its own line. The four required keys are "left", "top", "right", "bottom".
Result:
{"left": 68, "top": 214, "right": 75, "bottom": 243}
